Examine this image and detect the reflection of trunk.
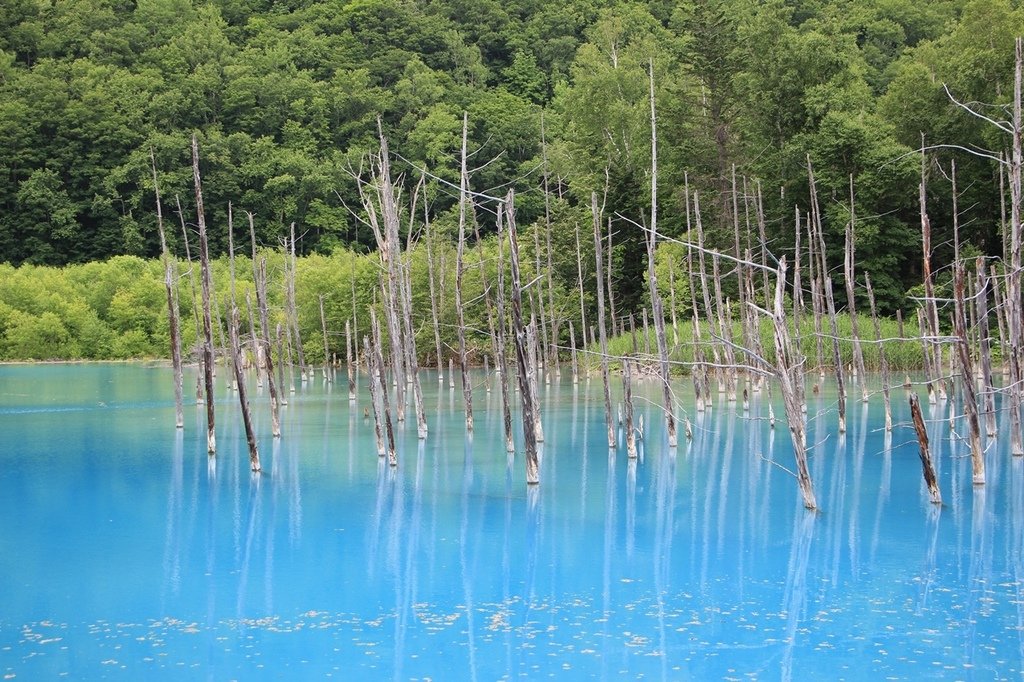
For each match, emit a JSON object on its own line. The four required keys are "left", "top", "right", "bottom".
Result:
{"left": 780, "top": 513, "right": 815, "bottom": 682}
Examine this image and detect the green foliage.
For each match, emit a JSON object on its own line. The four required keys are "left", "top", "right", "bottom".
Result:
{"left": 0, "top": 0, "right": 1019, "bottom": 344}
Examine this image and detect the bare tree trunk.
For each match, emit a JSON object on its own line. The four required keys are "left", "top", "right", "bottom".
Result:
{"left": 646, "top": 61, "right": 677, "bottom": 446}
{"left": 607, "top": 217, "right": 618, "bottom": 340}
{"left": 953, "top": 262, "right": 986, "bottom": 484}
{"left": 592, "top": 192, "right": 616, "bottom": 448}
{"left": 846, "top": 176, "right": 868, "bottom": 401}
{"left": 425, "top": 205, "right": 444, "bottom": 380}
{"left": 400, "top": 257, "right": 428, "bottom": 439}
{"left": 909, "top": 393, "right": 942, "bottom": 504}
{"left": 569, "top": 319, "right": 579, "bottom": 385}
{"left": 1007, "top": 37, "right": 1024, "bottom": 456}
{"left": 623, "top": 356, "right": 637, "bottom": 458}
{"left": 346, "top": 319, "right": 356, "bottom": 401}
{"left": 230, "top": 308, "right": 261, "bottom": 471}
{"left": 174, "top": 195, "right": 203, "bottom": 405}
{"left": 286, "top": 223, "right": 307, "bottom": 382}
{"left": 496, "top": 208, "right": 515, "bottom": 452}
{"left": 975, "top": 260, "right": 997, "bottom": 438}
{"left": 319, "top": 295, "right": 332, "bottom": 382}
{"left": 574, "top": 220, "right": 589, "bottom": 350}
{"left": 191, "top": 135, "right": 216, "bottom": 454}
{"left": 249, "top": 214, "right": 280, "bottom": 437}
{"left": 370, "top": 309, "right": 397, "bottom": 467}
{"left": 759, "top": 258, "right": 816, "bottom": 510}
{"left": 151, "top": 148, "right": 183, "bottom": 429}
{"left": 456, "top": 112, "right": 474, "bottom": 431}
{"left": 920, "top": 146, "right": 947, "bottom": 402}
{"left": 364, "top": 335, "right": 385, "bottom": 457}
{"left": 505, "top": 192, "right": 540, "bottom": 484}
{"left": 865, "top": 274, "right": 892, "bottom": 432}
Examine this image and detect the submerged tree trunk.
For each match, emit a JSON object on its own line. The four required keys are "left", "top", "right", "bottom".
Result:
{"left": 909, "top": 392, "right": 942, "bottom": 505}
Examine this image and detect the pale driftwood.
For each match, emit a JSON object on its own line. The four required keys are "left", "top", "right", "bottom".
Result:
{"left": 953, "top": 262, "right": 985, "bottom": 484}
{"left": 592, "top": 192, "right": 616, "bottom": 448}
{"left": 150, "top": 148, "right": 183, "bottom": 429}
{"left": 505, "top": 193, "right": 540, "bottom": 484}
{"left": 909, "top": 392, "right": 942, "bottom": 504}
{"left": 191, "top": 135, "right": 216, "bottom": 455}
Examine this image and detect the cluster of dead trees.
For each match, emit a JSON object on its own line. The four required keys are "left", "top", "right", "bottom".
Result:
{"left": 154, "top": 46, "right": 1024, "bottom": 515}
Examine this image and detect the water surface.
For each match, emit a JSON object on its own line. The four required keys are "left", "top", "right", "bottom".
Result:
{"left": 0, "top": 364, "right": 1021, "bottom": 680}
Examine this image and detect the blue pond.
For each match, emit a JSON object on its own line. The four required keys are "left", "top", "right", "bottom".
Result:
{"left": 1, "top": 363, "right": 1023, "bottom": 680}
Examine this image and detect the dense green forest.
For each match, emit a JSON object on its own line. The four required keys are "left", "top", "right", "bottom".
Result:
{"left": 1, "top": 0, "right": 1022, "bottom": 360}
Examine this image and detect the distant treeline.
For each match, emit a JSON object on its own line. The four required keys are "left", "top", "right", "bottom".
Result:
{"left": 0, "top": 247, "right": 926, "bottom": 370}
{"left": 1, "top": 0, "right": 1022, "bottom": 316}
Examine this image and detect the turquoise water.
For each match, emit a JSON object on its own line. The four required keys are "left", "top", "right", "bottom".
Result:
{"left": 0, "top": 363, "right": 1022, "bottom": 680}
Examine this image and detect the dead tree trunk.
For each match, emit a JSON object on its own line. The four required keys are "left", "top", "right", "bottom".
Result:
{"left": 151, "top": 149, "right": 183, "bottom": 429}
{"left": 645, "top": 77, "right": 678, "bottom": 445}
{"left": 249, "top": 214, "right": 280, "bottom": 437}
{"left": 231, "top": 308, "right": 261, "bottom": 472}
{"left": 1007, "top": 37, "right": 1024, "bottom": 456}
{"left": 846, "top": 176, "right": 868, "bottom": 401}
{"left": 286, "top": 223, "right": 305, "bottom": 382}
{"left": 191, "top": 135, "right": 216, "bottom": 454}
{"left": 623, "top": 356, "right": 637, "bottom": 458}
{"left": 758, "top": 258, "right": 816, "bottom": 510}
{"left": 319, "top": 295, "right": 332, "bottom": 382}
{"left": 174, "top": 195, "right": 203, "bottom": 405}
{"left": 425, "top": 205, "right": 445, "bottom": 380}
{"left": 909, "top": 392, "right": 942, "bottom": 504}
{"left": 346, "top": 319, "right": 356, "bottom": 401}
{"left": 505, "top": 192, "right": 540, "bottom": 484}
{"left": 975, "top": 260, "right": 997, "bottom": 438}
{"left": 865, "top": 274, "right": 892, "bottom": 432}
{"left": 455, "top": 112, "right": 474, "bottom": 431}
{"left": 370, "top": 309, "right": 397, "bottom": 467}
{"left": 953, "top": 262, "right": 986, "bottom": 484}
{"left": 592, "top": 192, "right": 616, "bottom": 448}
{"left": 364, "top": 335, "right": 385, "bottom": 457}
{"left": 496, "top": 208, "right": 515, "bottom": 452}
